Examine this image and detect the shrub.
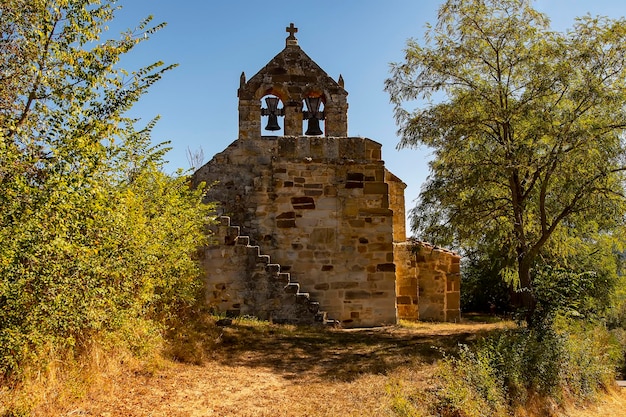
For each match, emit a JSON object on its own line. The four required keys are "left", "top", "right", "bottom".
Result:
{"left": 0, "top": 155, "right": 212, "bottom": 379}
{"left": 558, "top": 320, "right": 622, "bottom": 401}
{"left": 433, "top": 345, "right": 508, "bottom": 417}
{"left": 430, "top": 319, "right": 620, "bottom": 416}
{"left": 386, "top": 380, "right": 426, "bottom": 417}
{"left": 0, "top": 0, "right": 215, "bottom": 385}
{"left": 461, "top": 252, "right": 513, "bottom": 315}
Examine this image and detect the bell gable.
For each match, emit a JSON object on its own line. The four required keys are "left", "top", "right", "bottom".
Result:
{"left": 237, "top": 24, "right": 348, "bottom": 138}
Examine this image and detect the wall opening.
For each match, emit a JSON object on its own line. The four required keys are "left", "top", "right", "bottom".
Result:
{"left": 260, "top": 95, "right": 284, "bottom": 136}
{"left": 302, "top": 96, "right": 325, "bottom": 136}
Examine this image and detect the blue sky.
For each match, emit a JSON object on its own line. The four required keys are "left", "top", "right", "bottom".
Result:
{"left": 110, "top": 0, "right": 625, "bottom": 234}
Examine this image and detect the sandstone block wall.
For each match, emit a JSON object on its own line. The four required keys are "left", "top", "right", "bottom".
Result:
{"left": 237, "top": 42, "right": 348, "bottom": 139}
{"left": 194, "top": 25, "right": 462, "bottom": 327}
{"left": 386, "top": 170, "right": 407, "bottom": 243}
{"left": 194, "top": 136, "right": 397, "bottom": 327}
{"left": 394, "top": 241, "right": 461, "bottom": 322}
{"left": 202, "top": 216, "right": 326, "bottom": 324}
{"left": 394, "top": 241, "right": 419, "bottom": 320}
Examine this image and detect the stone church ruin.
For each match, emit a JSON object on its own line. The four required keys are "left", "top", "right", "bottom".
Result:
{"left": 193, "top": 24, "right": 460, "bottom": 327}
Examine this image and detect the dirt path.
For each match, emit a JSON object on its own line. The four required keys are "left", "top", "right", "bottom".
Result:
{"left": 50, "top": 322, "right": 626, "bottom": 417}
{"left": 57, "top": 322, "right": 487, "bottom": 416}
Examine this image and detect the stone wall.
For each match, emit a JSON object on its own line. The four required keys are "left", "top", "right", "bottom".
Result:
{"left": 237, "top": 41, "right": 348, "bottom": 139}
{"left": 419, "top": 242, "right": 461, "bottom": 322}
{"left": 394, "top": 241, "right": 419, "bottom": 320}
{"left": 394, "top": 241, "right": 461, "bottom": 322}
{"left": 194, "top": 25, "right": 461, "bottom": 327}
{"left": 194, "top": 136, "right": 398, "bottom": 327}
{"left": 386, "top": 170, "right": 407, "bottom": 243}
{"left": 202, "top": 216, "right": 328, "bottom": 324}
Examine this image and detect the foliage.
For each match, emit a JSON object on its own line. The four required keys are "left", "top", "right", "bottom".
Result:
{"left": 431, "top": 320, "right": 621, "bottom": 416}
{"left": 559, "top": 320, "right": 622, "bottom": 401}
{"left": 434, "top": 344, "right": 508, "bottom": 417}
{"left": 606, "top": 273, "right": 626, "bottom": 378}
{"left": 533, "top": 266, "right": 614, "bottom": 323}
{"left": 462, "top": 239, "right": 622, "bottom": 321}
{"left": 386, "top": 380, "right": 426, "bottom": 417}
{"left": 0, "top": 0, "right": 213, "bottom": 386}
{"left": 461, "top": 251, "right": 512, "bottom": 314}
{"left": 385, "top": 0, "right": 626, "bottom": 321}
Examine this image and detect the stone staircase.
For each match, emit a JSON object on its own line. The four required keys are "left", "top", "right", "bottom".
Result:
{"left": 203, "top": 216, "right": 337, "bottom": 326}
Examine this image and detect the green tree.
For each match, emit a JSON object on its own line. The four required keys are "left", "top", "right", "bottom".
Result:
{"left": 385, "top": 0, "right": 626, "bottom": 322}
{"left": 0, "top": 0, "right": 212, "bottom": 379}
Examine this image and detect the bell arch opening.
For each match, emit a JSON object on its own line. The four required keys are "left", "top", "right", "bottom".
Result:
{"left": 302, "top": 95, "right": 325, "bottom": 136}
{"left": 260, "top": 94, "right": 285, "bottom": 136}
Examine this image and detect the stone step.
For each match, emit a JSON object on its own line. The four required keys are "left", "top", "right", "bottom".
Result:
{"left": 266, "top": 264, "right": 280, "bottom": 275}
{"left": 256, "top": 254, "right": 270, "bottom": 264}
{"left": 307, "top": 301, "right": 320, "bottom": 314}
{"left": 295, "top": 293, "right": 310, "bottom": 304}
{"left": 246, "top": 245, "right": 260, "bottom": 257}
{"left": 222, "top": 226, "right": 240, "bottom": 245}
{"left": 277, "top": 272, "right": 290, "bottom": 284}
{"left": 284, "top": 283, "right": 300, "bottom": 294}
{"left": 315, "top": 311, "right": 327, "bottom": 322}
{"left": 324, "top": 319, "right": 341, "bottom": 328}
{"left": 236, "top": 235, "right": 250, "bottom": 246}
{"left": 207, "top": 216, "right": 338, "bottom": 326}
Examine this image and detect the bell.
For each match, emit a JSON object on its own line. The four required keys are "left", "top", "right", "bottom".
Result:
{"left": 265, "top": 114, "right": 281, "bottom": 131}
{"left": 305, "top": 118, "right": 323, "bottom": 136}
{"left": 304, "top": 97, "right": 323, "bottom": 136}
{"left": 263, "top": 96, "right": 281, "bottom": 131}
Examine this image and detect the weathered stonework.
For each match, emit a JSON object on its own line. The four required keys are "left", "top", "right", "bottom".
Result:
{"left": 394, "top": 241, "right": 461, "bottom": 322}
{"left": 201, "top": 216, "right": 328, "bottom": 324}
{"left": 193, "top": 25, "right": 461, "bottom": 327}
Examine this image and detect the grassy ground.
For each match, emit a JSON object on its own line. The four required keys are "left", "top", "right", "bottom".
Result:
{"left": 10, "top": 317, "right": 626, "bottom": 417}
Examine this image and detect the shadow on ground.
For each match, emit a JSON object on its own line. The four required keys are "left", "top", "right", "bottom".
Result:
{"left": 208, "top": 322, "right": 504, "bottom": 382}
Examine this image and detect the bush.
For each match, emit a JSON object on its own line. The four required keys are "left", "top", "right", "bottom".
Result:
{"left": 434, "top": 345, "right": 508, "bottom": 417}
{"left": 0, "top": 1, "right": 215, "bottom": 385}
{"left": 559, "top": 321, "right": 620, "bottom": 400}
{"left": 460, "top": 253, "right": 512, "bottom": 315}
{"left": 0, "top": 148, "right": 212, "bottom": 379}
{"left": 430, "top": 319, "right": 621, "bottom": 416}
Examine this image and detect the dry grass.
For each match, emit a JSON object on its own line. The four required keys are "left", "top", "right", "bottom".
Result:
{"left": 0, "top": 335, "right": 167, "bottom": 416}
{"left": 563, "top": 387, "right": 626, "bottom": 417}
{"left": 3, "top": 316, "right": 624, "bottom": 416}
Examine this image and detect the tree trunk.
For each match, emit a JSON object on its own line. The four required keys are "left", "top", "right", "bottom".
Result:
{"left": 517, "top": 257, "right": 537, "bottom": 326}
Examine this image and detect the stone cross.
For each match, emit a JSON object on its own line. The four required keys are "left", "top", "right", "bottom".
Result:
{"left": 286, "top": 23, "right": 298, "bottom": 40}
